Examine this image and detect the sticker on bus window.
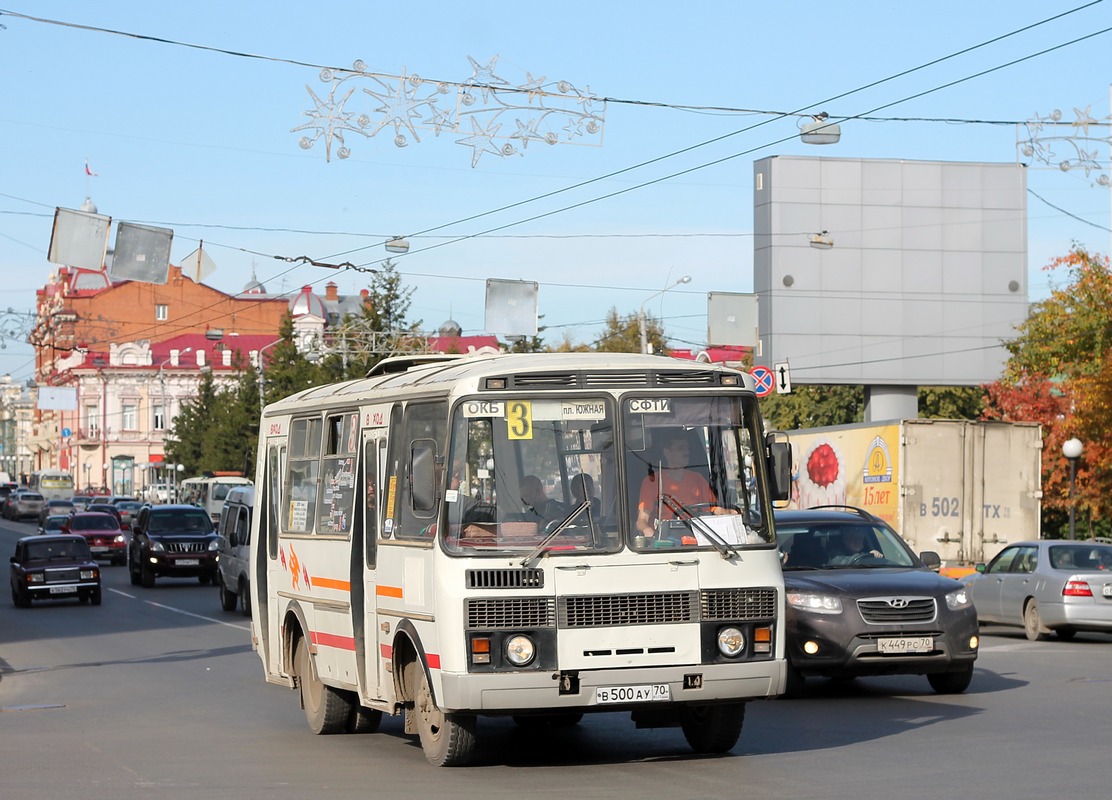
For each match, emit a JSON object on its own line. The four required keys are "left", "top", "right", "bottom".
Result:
{"left": 461, "top": 400, "right": 505, "bottom": 418}
{"left": 561, "top": 400, "right": 606, "bottom": 420}
{"left": 386, "top": 475, "right": 398, "bottom": 519}
{"left": 288, "top": 500, "right": 309, "bottom": 530}
{"left": 505, "top": 401, "right": 533, "bottom": 440}
{"left": 628, "top": 398, "right": 672, "bottom": 414}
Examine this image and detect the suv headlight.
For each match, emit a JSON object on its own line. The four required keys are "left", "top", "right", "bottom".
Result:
{"left": 787, "top": 592, "right": 843, "bottom": 614}
{"left": 207, "top": 539, "right": 219, "bottom": 552}
{"left": 149, "top": 540, "right": 165, "bottom": 552}
{"left": 945, "top": 587, "right": 972, "bottom": 610}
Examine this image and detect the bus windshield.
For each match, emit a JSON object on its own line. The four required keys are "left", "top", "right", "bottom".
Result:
{"left": 442, "top": 393, "right": 769, "bottom": 557}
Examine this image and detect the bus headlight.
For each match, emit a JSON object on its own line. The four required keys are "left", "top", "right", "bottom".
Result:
{"left": 505, "top": 635, "right": 536, "bottom": 667}
{"left": 717, "top": 626, "right": 746, "bottom": 658}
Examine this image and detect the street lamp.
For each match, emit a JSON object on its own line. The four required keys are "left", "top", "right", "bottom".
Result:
{"left": 639, "top": 275, "right": 691, "bottom": 354}
{"left": 1062, "top": 437, "right": 1083, "bottom": 540}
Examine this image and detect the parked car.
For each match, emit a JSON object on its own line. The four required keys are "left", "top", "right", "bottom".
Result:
{"left": 38, "top": 514, "right": 70, "bottom": 535}
{"left": 215, "top": 485, "right": 253, "bottom": 616}
{"left": 4, "top": 491, "right": 45, "bottom": 521}
{"left": 962, "top": 540, "right": 1112, "bottom": 641}
{"left": 775, "top": 506, "right": 979, "bottom": 697}
{"left": 113, "top": 499, "right": 144, "bottom": 530}
{"left": 38, "top": 498, "right": 77, "bottom": 528}
{"left": 10, "top": 534, "right": 102, "bottom": 607}
{"left": 128, "top": 504, "right": 218, "bottom": 588}
{"left": 62, "top": 512, "right": 128, "bottom": 566}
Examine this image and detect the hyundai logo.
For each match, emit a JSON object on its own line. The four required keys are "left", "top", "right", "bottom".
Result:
{"left": 888, "top": 598, "right": 910, "bottom": 608}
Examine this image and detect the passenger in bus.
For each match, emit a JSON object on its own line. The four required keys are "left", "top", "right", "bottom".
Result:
{"left": 635, "top": 429, "right": 735, "bottom": 540}
{"left": 520, "top": 475, "right": 564, "bottom": 523}
{"left": 570, "top": 473, "right": 600, "bottom": 516}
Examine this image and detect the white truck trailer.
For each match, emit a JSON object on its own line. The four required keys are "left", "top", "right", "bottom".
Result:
{"left": 785, "top": 419, "right": 1043, "bottom": 575}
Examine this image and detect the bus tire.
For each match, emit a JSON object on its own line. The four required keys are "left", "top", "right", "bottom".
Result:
{"left": 681, "top": 702, "right": 745, "bottom": 754}
{"left": 415, "top": 664, "right": 477, "bottom": 766}
{"left": 348, "top": 706, "right": 383, "bottom": 734}
{"left": 295, "top": 636, "right": 351, "bottom": 734}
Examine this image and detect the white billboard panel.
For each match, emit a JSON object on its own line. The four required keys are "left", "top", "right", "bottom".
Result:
{"left": 485, "top": 278, "right": 538, "bottom": 336}
{"left": 37, "top": 386, "right": 78, "bottom": 411}
{"left": 111, "top": 222, "right": 174, "bottom": 284}
{"left": 47, "top": 207, "right": 111, "bottom": 270}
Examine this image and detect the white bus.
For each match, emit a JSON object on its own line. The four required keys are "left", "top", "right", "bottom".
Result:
{"left": 249, "top": 353, "right": 792, "bottom": 766}
{"left": 179, "top": 474, "right": 253, "bottom": 524}
{"left": 29, "top": 469, "right": 75, "bottom": 502}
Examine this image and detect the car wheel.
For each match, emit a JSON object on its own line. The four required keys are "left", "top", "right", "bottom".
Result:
{"left": 239, "top": 578, "right": 251, "bottom": 618}
{"left": 927, "top": 664, "right": 974, "bottom": 694}
{"left": 1055, "top": 627, "right": 1077, "bottom": 641}
{"left": 781, "top": 661, "right": 806, "bottom": 699}
{"left": 295, "top": 636, "right": 352, "bottom": 735}
{"left": 413, "top": 660, "right": 477, "bottom": 766}
{"left": 220, "top": 579, "right": 238, "bottom": 612}
{"left": 1023, "top": 599, "right": 1048, "bottom": 642}
{"left": 681, "top": 702, "right": 746, "bottom": 754}
{"left": 90, "top": 589, "right": 102, "bottom": 606}
{"left": 12, "top": 587, "right": 30, "bottom": 608}
{"left": 141, "top": 562, "right": 156, "bottom": 588}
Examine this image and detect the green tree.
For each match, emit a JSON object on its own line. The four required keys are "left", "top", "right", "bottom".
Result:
{"left": 200, "top": 366, "right": 260, "bottom": 476}
{"left": 760, "top": 385, "right": 864, "bottom": 430}
{"left": 594, "top": 307, "right": 665, "bottom": 353}
{"left": 167, "top": 369, "right": 219, "bottom": 475}
{"left": 917, "top": 386, "right": 984, "bottom": 419}
{"left": 261, "top": 315, "right": 325, "bottom": 407}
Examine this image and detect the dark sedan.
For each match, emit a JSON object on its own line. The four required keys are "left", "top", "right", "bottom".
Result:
{"left": 10, "top": 534, "right": 102, "bottom": 607}
{"left": 776, "top": 507, "right": 979, "bottom": 697}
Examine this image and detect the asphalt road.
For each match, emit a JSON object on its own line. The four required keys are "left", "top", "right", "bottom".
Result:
{"left": 2, "top": 516, "right": 1110, "bottom": 800}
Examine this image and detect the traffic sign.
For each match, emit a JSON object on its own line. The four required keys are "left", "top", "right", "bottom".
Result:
{"left": 774, "top": 362, "right": 792, "bottom": 394}
{"left": 62, "top": 427, "right": 72, "bottom": 438}
{"left": 750, "top": 365, "right": 774, "bottom": 397}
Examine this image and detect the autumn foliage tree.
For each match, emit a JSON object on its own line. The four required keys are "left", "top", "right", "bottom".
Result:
{"left": 983, "top": 246, "right": 1112, "bottom": 536}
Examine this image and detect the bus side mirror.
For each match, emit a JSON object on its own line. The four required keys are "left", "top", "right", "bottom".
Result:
{"left": 766, "top": 436, "right": 792, "bottom": 503}
{"left": 411, "top": 446, "right": 436, "bottom": 512}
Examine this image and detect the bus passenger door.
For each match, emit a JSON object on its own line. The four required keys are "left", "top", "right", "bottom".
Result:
{"left": 258, "top": 442, "right": 287, "bottom": 678}
{"left": 354, "top": 434, "right": 384, "bottom": 700}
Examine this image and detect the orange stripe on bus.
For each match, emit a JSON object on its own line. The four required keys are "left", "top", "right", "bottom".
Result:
{"left": 311, "top": 576, "right": 351, "bottom": 591}
{"left": 376, "top": 585, "right": 404, "bottom": 598}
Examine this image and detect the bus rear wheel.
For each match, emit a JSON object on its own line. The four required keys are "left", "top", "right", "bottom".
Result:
{"left": 681, "top": 702, "right": 746, "bottom": 754}
{"left": 415, "top": 664, "right": 477, "bottom": 766}
{"left": 295, "top": 637, "right": 352, "bottom": 734}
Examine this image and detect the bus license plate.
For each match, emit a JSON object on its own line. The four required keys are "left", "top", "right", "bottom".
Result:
{"left": 595, "top": 684, "right": 671, "bottom": 704}
{"left": 878, "top": 636, "right": 933, "bottom": 654}
{"left": 177, "top": 559, "right": 200, "bottom": 566}
{"left": 49, "top": 586, "right": 78, "bottom": 594}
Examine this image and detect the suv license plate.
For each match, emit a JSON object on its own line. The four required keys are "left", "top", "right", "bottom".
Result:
{"left": 49, "top": 586, "right": 78, "bottom": 594}
{"left": 878, "top": 636, "right": 933, "bottom": 654}
{"left": 595, "top": 684, "right": 671, "bottom": 704}
{"left": 177, "top": 558, "right": 200, "bottom": 566}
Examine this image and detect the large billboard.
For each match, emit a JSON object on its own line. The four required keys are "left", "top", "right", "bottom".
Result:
{"left": 753, "top": 156, "right": 1028, "bottom": 386}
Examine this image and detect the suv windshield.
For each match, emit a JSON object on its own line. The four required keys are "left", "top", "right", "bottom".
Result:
{"left": 778, "top": 517, "right": 918, "bottom": 569}
{"left": 148, "top": 511, "right": 213, "bottom": 533}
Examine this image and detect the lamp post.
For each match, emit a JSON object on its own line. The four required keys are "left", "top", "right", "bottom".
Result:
{"left": 639, "top": 275, "right": 691, "bottom": 355}
{"left": 256, "top": 339, "right": 284, "bottom": 413}
{"left": 1062, "top": 437, "right": 1083, "bottom": 540}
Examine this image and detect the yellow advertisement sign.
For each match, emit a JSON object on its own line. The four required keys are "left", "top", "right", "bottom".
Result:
{"left": 788, "top": 424, "right": 901, "bottom": 526}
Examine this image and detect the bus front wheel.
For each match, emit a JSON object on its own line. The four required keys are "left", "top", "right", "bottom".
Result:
{"left": 681, "top": 702, "right": 745, "bottom": 754}
{"left": 415, "top": 664, "right": 477, "bottom": 766}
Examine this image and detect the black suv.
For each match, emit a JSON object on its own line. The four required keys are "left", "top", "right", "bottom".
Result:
{"left": 128, "top": 504, "right": 218, "bottom": 588}
{"left": 776, "top": 506, "right": 979, "bottom": 697}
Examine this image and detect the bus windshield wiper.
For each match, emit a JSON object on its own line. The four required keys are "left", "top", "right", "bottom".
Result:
{"left": 660, "top": 494, "right": 738, "bottom": 560}
{"left": 520, "top": 500, "right": 590, "bottom": 567}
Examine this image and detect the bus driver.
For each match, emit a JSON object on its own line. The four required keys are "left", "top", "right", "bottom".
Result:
{"left": 635, "top": 429, "right": 736, "bottom": 540}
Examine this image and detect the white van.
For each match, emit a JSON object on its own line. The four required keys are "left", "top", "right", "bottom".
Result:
{"left": 216, "top": 485, "right": 252, "bottom": 616}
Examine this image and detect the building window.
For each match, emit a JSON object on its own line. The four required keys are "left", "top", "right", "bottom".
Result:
{"left": 122, "top": 403, "right": 138, "bottom": 431}
{"left": 155, "top": 304, "right": 168, "bottom": 321}
{"left": 85, "top": 404, "right": 100, "bottom": 438}
{"left": 153, "top": 403, "right": 166, "bottom": 431}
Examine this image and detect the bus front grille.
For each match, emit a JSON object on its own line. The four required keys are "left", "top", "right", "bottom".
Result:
{"left": 559, "top": 591, "right": 698, "bottom": 628}
{"left": 466, "top": 597, "right": 556, "bottom": 630}
{"left": 466, "top": 568, "right": 545, "bottom": 589}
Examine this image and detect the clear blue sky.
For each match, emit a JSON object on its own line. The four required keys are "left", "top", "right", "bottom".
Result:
{"left": 1, "top": 1, "right": 1109, "bottom": 384}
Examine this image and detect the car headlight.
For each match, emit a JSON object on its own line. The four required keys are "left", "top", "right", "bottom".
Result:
{"left": 945, "top": 587, "right": 972, "bottom": 610}
{"left": 717, "top": 626, "right": 746, "bottom": 657}
{"left": 786, "top": 592, "right": 843, "bottom": 614}
{"left": 207, "top": 539, "right": 219, "bottom": 552}
{"left": 114, "top": 534, "right": 125, "bottom": 544}
{"left": 149, "top": 540, "right": 165, "bottom": 552}
{"left": 505, "top": 635, "right": 536, "bottom": 667}
{"left": 28, "top": 573, "right": 45, "bottom": 583}
{"left": 80, "top": 570, "right": 97, "bottom": 580}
